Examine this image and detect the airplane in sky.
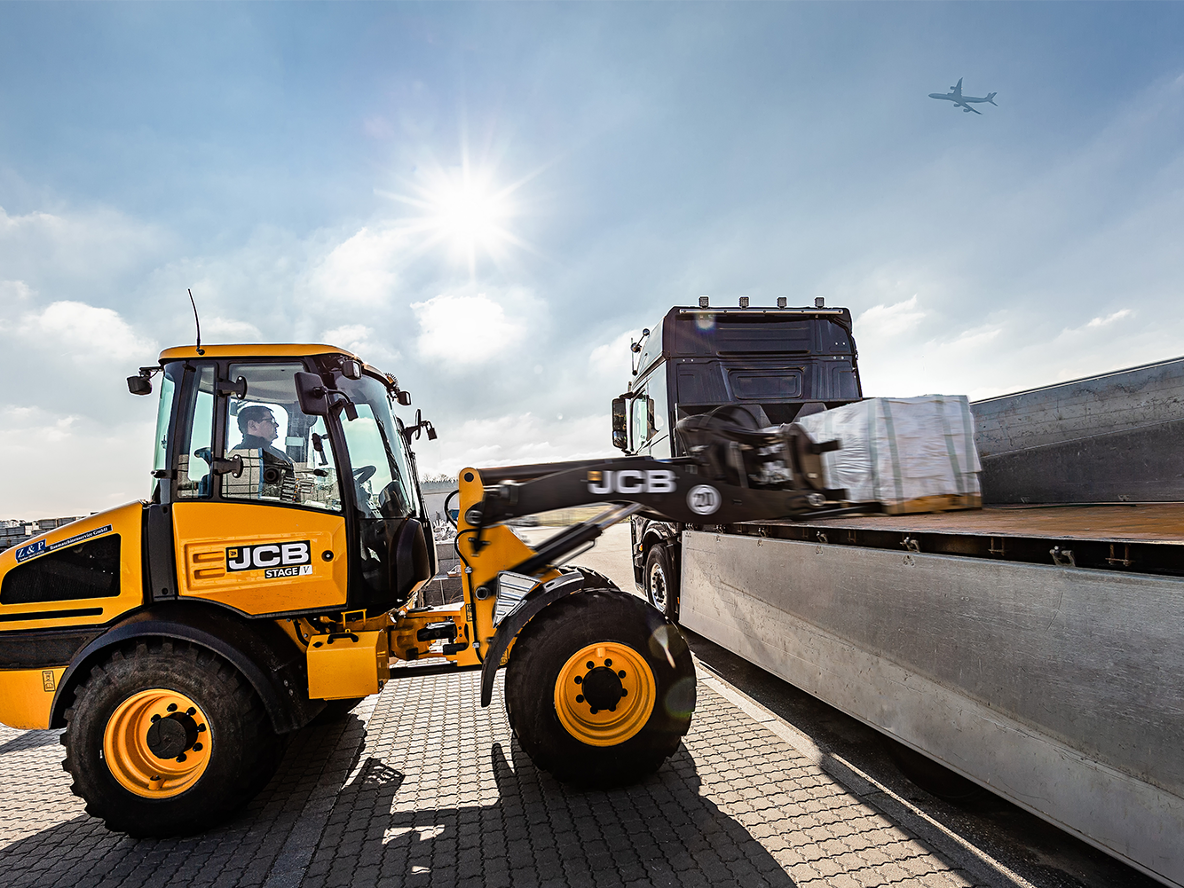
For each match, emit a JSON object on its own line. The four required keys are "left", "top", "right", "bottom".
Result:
{"left": 929, "top": 78, "right": 998, "bottom": 114}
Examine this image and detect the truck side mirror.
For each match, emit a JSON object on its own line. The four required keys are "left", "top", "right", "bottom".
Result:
{"left": 611, "top": 397, "right": 628, "bottom": 451}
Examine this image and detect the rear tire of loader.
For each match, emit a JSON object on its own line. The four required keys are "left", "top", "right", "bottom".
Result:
{"left": 63, "top": 640, "right": 284, "bottom": 837}
{"left": 504, "top": 588, "right": 696, "bottom": 788}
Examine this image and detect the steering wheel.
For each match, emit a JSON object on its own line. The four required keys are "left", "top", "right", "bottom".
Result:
{"left": 352, "top": 465, "right": 377, "bottom": 485}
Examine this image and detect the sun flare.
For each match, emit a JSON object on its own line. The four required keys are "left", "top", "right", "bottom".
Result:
{"left": 385, "top": 162, "right": 527, "bottom": 277}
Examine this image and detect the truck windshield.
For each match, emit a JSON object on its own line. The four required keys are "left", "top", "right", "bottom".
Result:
{"left": 336, "top": 374, "right": 419, "bottom": 519}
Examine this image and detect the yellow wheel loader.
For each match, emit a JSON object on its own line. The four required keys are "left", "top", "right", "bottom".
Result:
{"left": 0, "top": 344, "right": 843, "bottom": 837}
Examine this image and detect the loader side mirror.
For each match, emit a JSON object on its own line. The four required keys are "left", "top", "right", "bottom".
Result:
{"left": 611, "top": 396, "right": 628, "bottom": 451}
{"left": 295, "top": 371, "right": 330, "bottom": 416}
{"left": 396, "top": 391, "right": 412, "bottom": 406}
{"left": 127, "top": 375, "right": 153, "bottom": 396}
{"left": 340, "top": 359, "right": 362, "bottom": 380}
{"left": 218, "top": 376, "right": 248, "bottom": 399}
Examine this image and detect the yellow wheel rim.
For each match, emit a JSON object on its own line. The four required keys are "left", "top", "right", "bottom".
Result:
{"left": 554, "top": 642, "right": 656, "bottom": 747}
{"left": 103, "top": 689, "right": 212, "bottom": 799}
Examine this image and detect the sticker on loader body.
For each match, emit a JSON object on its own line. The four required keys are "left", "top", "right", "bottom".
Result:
{"left": 226, "top": 541, "right": 311, "bottom": 573}
{"left": 14, "top": 524, "right": 114, "bottom": 564}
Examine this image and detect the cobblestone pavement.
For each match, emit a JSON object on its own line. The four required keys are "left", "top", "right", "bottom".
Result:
{"left": 0, "top": 664, "right": 1103, "bottom": 888}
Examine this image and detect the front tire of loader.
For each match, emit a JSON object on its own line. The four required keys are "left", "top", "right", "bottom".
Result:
{"left": 63, "top": 640, "right": 284, "bottom": 837}
{"left": 504, "top": 588, "right": 696, "bottom": 788}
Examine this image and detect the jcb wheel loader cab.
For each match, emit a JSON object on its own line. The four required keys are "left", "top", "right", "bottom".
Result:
{"left": 150, "top": 346, "right": 433, "bottom": 618}
{"left": 504, "top": 587, "right": 695, "bottom": 787}
{"left": 63, "top": 640, "right": 282, "bottom": 837}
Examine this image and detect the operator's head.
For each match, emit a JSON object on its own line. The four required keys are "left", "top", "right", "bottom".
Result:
{"left": 238, "top": 405, "right": 280, "bottom": 443}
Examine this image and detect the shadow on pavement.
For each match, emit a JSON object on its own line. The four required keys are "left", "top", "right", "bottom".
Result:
{"left": 0, "top": 702, "right": 797, "bottom": 888}
{"left": 0, "top": 729, "right": 60, "bottom": 756}
{"left": 302, "top": 737, "right": 798, "bottom": 888}
{"left": 0, "top": 708, "right": 372, "bottom": 888}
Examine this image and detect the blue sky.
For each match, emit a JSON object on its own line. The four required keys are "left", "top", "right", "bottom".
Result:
{"left": 2, "top": 2, "right": 1184, "bottom": 517}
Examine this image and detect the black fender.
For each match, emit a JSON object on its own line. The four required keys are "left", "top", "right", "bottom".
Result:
{"left": 479, "top": 572, "right": 585, "bottom": 707}
{"left": 632, "top": 519, "right": 680, "bottom": 572}
{"left": 50, "top": 602, "right": 324, "bottom": 734}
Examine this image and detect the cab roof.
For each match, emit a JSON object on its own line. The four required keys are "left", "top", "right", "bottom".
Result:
{"left": 158, "top": 343, "right": 357, "bottom": 361}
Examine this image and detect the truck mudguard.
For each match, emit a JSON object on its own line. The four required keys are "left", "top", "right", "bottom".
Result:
{"left": 50, "top": 602, "right": 323, "bottom": 733}
{"left": 479, "top": 572, "right": 585, "bottom": 707}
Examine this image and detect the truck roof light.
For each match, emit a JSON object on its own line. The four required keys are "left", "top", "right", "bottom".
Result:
{"left": 777, "top": 297, "right": 787, "bottom": 308}
{"left": 739, "top": 296, "right": 749, "bottom": 309}
{"left": 815, "top": 297, "right": 826, "bottom": 308}
{"left": 699, "top": 296, "right": 709, "bottom": 308}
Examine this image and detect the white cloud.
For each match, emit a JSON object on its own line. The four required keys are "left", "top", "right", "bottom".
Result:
{"left": 321, "top": 323, "right": 402, "bottom": 366}
{"left": 0, "top": 204, "right": 168, "bottom": 288}
{"left": 16, "top": 301, "right": 156, "bottom": 362}
{"left": 302, "top": 226, "right": 414, "bottom": 306}
{"left": 419, "top": 411, "right": 613, "bottom": 478}
{"left": 1085, "top": 309, "right": 1133, "bottom": 329}
{"left": 202, "top": 317, "right": 262, "bottom": 340}
{"left": 0, "top": 407, "right": 155, "bottom": 518}
{"left": 411, "top": 292, "right": 528, "bottom": 365}
{"left": 855, "top": 295, "right": 926, "bottom": 341}
{"left": 588, "top": 330, "right": 635, "bottom": 383}
{"left": 0, "top": 280, "right": 32, "bottom": 305}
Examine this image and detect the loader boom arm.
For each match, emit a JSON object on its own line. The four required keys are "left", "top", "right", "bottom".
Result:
{"left": 460, "top": 417, "right": 848, "bottom": 567}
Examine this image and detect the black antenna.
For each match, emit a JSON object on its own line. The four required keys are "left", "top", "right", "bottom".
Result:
{"left": 188, "top": 288, "right": 205, "bottom": 355}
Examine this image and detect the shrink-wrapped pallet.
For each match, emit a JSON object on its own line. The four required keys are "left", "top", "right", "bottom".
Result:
{"left": 796, "top": 396, "right": 982, "bottom": 514}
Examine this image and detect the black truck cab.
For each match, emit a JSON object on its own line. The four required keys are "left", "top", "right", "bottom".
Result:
{"left": 613, "top": 301, "right": 863, "bottom": 614}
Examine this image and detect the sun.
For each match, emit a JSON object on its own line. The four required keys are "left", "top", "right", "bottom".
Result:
{"left": 432, "top": 174, "right": 510, "bottom": 255}
{"left": 384, "top": 161, "right": 528, "bottom": 278}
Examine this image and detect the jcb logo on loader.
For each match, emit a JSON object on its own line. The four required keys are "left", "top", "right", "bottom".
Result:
{"left": 586, "top": 469, "right": 677, "bottom": 496}
{"left": 226, "top": 541, "right": 312, "bottom": 575}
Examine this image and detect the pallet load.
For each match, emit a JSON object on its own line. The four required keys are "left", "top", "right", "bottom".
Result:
{"left": 796, "top": 395, "right": 982, "bottom": 515}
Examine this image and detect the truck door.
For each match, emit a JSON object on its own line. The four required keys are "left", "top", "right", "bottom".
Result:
{"left": 168, "top": 361, "right": 349, "bottom": 617}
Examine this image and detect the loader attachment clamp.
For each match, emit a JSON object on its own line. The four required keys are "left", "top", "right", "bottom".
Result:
{"left": 467, "top": 414, "right": 846, "bottom": 543}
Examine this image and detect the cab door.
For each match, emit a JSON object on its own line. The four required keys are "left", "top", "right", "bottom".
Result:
{"left": 167, "top": 360, "right": 349, "bottom": 618}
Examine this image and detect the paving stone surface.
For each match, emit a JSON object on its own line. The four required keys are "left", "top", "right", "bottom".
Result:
{"left": 0, "top": 670, "right": 996, "bottom": 888}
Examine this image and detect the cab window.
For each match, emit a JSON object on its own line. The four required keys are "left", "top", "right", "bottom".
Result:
{"left": 221, "top": 362, "right": 343, "bottom": 512}
{"left": 176, "top": 366, "right": 216, "bottom": 499}
{"left": 337, "top": 374, "right": 418, "bottom": 519}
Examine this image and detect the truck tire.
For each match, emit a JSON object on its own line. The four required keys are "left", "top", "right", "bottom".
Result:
{"left": 885, "top": 739, "right": 985, "bottom": 803}
{"left": 644, "top": 544, "right": 678, "bottom": 620}
{"left": 62, "top": 640, "right": 284, "bottom": 837}
{"left": 504, "top": 587, "right": 696, "bottom": 787}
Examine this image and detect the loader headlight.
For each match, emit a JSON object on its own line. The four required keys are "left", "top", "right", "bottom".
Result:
{"left": 493, "top": 571, "right": 536, "bottom": 627}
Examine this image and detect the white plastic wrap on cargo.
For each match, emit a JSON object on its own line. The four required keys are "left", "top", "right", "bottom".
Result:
{"left": 796, "top": 396, "right": 982, "bottom": 512}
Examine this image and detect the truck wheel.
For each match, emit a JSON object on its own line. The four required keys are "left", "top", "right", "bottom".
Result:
{"left": 62, "top": 640, "right": 284, "bottom": 837}
{"left": 885, "top": 739, "right": 985, "bottom": 803}
{"left": 504, "top": 588, "right": 696, "bottom": 787}
{"left": 644, "top": 545, "right": 678, "bottom": 620}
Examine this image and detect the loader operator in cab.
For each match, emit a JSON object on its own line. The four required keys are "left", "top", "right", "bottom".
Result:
{"left": 234, "top": 405, "right": 290, "bottom": 461}
{"left": 230, "top": 404, "right": 297, "bottom": 501}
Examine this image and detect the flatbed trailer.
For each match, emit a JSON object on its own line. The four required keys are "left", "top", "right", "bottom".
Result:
{"left": 615, "top": 303, "right": 1184, "bottom": 887}
{"left": 678, "top": 504, "right": 1184, "bottom": 886}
